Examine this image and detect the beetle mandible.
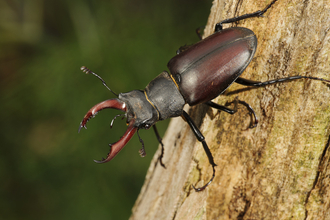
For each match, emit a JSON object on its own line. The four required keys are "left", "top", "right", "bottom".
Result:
{"left": 79, "top": 0, "right": 330, "bottom": 191}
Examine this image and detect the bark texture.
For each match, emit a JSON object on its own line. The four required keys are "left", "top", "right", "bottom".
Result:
{"left": 130, "top": 0, "right": 330, "bottom": 219}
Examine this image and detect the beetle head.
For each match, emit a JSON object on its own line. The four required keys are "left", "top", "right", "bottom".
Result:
{"left": 119, "top": 90, "right": 159, "bottom": 129}
{"left": 79, "top": 90, "right": 159, "bottom": 163}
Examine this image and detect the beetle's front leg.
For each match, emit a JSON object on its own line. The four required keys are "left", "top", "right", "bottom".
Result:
{"left": 136, "top": 129, "right": 146, "bottom": 157}
{"left": 182, "top": 111, "right": 217, "bottom": 192}
{"left": 153, "top": 125, "right": 166, "bottom": 168}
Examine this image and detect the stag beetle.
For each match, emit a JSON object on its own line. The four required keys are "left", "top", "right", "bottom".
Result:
{"left": 79, "top": 0, "right": 330, "bottom": 191}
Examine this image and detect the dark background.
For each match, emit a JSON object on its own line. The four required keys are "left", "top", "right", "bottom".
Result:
{"left": 1, "top": 0, "right": 211, "bottom": 219}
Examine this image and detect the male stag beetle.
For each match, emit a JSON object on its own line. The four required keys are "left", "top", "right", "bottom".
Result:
{"left": 79, "top": 0, "right": 330, "bottom": 191}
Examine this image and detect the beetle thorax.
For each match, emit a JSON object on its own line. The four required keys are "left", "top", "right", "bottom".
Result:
{"left": 144, "top": 71, "right": 185, "bottom": 120}
{"left": 119, "top": 90, "right": 158, "bottom": 129}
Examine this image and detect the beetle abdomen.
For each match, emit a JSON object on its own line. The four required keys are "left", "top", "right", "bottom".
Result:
{"left": 168, "top": 27, "right": 257, "bottom": 106}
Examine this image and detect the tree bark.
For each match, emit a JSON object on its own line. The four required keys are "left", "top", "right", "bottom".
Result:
{"left": 130, "top": 0, "right": 330, "bottom": 219}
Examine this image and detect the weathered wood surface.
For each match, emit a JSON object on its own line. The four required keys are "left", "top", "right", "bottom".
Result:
{"left": 130, "top": 0, "right": 330, "bottom": 219}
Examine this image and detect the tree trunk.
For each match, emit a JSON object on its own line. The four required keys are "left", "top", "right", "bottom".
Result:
{"left": 130, "top": 0, "right": 330, "bottom": 219}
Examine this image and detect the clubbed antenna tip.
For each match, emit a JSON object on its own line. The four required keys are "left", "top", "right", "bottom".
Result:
{"left": 80, "top": 66, "right": 118, "bottom": 97}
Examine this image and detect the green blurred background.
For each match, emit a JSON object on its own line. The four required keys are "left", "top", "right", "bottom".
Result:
{"left": 1, "top": 0, "right": 211, "bottom": 219}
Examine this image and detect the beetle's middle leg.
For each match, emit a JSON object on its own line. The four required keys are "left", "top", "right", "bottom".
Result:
{"left": 182, "top": 110, "right": 217, "bottom": 192}
{"left": 205, "top": 99, "right": 258, "bottom": 128}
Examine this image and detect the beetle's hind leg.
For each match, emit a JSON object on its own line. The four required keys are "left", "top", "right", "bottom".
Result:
{"left": 205, "top": 99, "right": 258, "bottom": 128}
{"left": 182, "top": 111, "right": 217, "bottom": 192}
{"left": 153, "top": 125, "right": 166, "bottom": 168}
{"left": 214, "top": 0, "right": 278, "bottom": 32}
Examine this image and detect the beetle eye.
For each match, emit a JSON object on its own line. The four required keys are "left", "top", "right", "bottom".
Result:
{"left": 144, "top": 124, "right": 151, "bottom": 129}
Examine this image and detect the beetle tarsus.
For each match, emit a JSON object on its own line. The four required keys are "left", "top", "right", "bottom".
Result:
{"left": 137, "top": 130, "right": 147, "bottom": 157}
{"left": 205, "top": 99, "right": 259, "bottom": 128}
{"left": 139, "top": 148, "right": 146, "bottom": 157}
{"left": 230, "top": 98, "right": 258, "bottom": 128}
{"left": 192, "top": 165, "right": 216, "bottom": 192}
{"left": 236, "top": 99, "right": 259, "bottom": 128}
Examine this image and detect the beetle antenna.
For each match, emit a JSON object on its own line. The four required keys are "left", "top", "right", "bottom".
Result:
{"left": 81, "top": 66, "right": 118, "bottom": 97}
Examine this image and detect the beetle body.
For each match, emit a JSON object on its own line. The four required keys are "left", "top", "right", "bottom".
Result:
{"left": 123, "top": 27, "right": 257, "bottom": 127}
{"left": 79, "top": 0, "right": 329, "bottom": 191}
{"left": 169, "top": 27, "right": 257, "bottom": 105}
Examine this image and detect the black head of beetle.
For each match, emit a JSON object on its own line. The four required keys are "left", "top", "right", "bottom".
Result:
{"left": 79, "top": 68, "right": 185, "bottom": 163}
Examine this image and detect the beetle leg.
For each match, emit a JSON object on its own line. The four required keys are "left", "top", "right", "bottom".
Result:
{"left": 205, "top": 101, "right": 235, "bottom": 114}
{"left": 176, "top": 44, "right": 192, "bottom": 55}
{"left": 195, "top": 26, "right": 205, "bottom": 40}
{"left": 177, "top": 26, "right": 205, "bottom": 54}
{"left": 153, "top": 125, "right": 166, "bottom": 168}
{"left": 182, "top": 111, "right": 217, "bottom": 192}
{"left": 234, "top": 99, "right": 258, "bottom": 128}
{"left": 137, "top": 129, "right": 146, "bottom": 157}
{"left": 205, "top": 100, "right": 258, "bottom": 128}
{"left": 225, "top": 98, "right": 258, "bottom": 128}
{"left": 235, "top": 76, "right": 330, "bottom": 87}
{"left": 215, "top": 0, "right": 278, "bottom": 32}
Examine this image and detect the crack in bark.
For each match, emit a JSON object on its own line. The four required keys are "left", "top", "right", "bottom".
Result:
{"left": 237, "top": 198, "right": 251, "bottom": 220}
{"left": 304, "top": 134, "right": 330, "bottom": 220}
{"left": 172, "top": 210, "right": 177, "bottom": 220}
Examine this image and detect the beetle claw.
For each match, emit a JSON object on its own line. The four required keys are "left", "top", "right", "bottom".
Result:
{"left": 93, "top": 120, "right": 137, "bottom": 163}
{"left": 79, "top": 99, "right": 138, "bottom": 163}
{"left": 78, "top": 99, "right": 127, "bottom": 132}
{"left": 78, "top": 124, "right": 83, "bottom": 133}
{"left": 192, "top": 178, "right": 213, "bottom": 192}
{"left": 94, "top": 158, "right": 105, "bottom": 164}
{"left": 139, "top": 148, "right": 146, "bottom": 157}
